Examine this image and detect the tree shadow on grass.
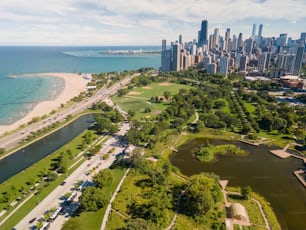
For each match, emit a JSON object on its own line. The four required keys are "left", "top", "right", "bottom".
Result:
{"left": 228, "top": 193, "right": 244, "bottom": 200}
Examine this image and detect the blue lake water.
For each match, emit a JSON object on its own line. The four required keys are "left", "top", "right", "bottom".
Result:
{"left": 0, "top": 46, "right": 160, "bottom": 125}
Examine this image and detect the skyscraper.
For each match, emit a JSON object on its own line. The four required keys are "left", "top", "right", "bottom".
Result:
{"left": 171, "top": 43, "right": 181, "bottom": 71}
{"left": 245, "top": 38, "right": 254, "bottom": 54}
{"left": 278, "top": 34, "right": 288, "bottom": 46}
{"left": 220, "top": 56, "right": 229, "bottom": 76}
{"left": 293, "top": 45, "right": 305, "bottom": 75}
{"left": 300, "top": 32, "right": 306, "bottom": 43}
{"left": 224, "top": 28, "right": 230, "bottom": 52}
{"left": 206, "top": 63, "right": 217, "bottom": 75}
{"left": 212, "top": 28, "right": 220, "bottom": 49}
{"left": 252, "top": 24, "right": 257, "bottom": 38}
{"left": 237, "top": 33, "right": 243, "bottom": 51}
{"left": 162, "top": 39, "right": 166, "bottom": 51}
{"left": 239, "top": 55, "right": 248, "bottom": 72}
{"left": 258, "top": 52, "right": 267, "bottom": 73}
{"left": 179, "top": 34, "right": 183, "bottom": 44}
{"left": 161, "top": 39, "right": 171, "bottom": 72}
{"left": 257, "top": 24, "right": 263, "bottom": 44}
{"left": 265, "top": 52, "right": 271, "bottom": 69}
{"left": 198, "top": 20, "right": 208, "bottom": 45}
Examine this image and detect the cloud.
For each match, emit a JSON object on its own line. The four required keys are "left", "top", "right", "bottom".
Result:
{"left": 0, "top": 0, "right": 305, "bottom": 45}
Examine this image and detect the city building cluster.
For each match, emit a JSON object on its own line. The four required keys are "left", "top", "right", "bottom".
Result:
{"left": 161, "top": 20, "right": 306, "bottom": 88}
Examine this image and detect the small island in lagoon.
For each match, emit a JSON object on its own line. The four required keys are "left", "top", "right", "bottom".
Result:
{"left": 196, "top": 143, "right": 247, "bottom": 163}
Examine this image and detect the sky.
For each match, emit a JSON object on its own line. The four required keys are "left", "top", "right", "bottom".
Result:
{"left": 0, "top": 0, "right": 306, "bottom": 46}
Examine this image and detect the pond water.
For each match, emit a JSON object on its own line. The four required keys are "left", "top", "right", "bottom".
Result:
{"left": 0, "top": 114, "right": 95, "bottom": 183}
{"left": 170, "top": 138, "right": 306, "bottom": 230}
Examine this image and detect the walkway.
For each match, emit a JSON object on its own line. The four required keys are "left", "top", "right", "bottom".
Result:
{"left": 0, "top": 191, "right": 35, "bottom": 226}
{"left": 219, "top": 180, "right": 271, "bottom": 230}
{"left": 100, "top": 167, "right": 131, "bottom": 230}
{"left": 293, "top": 170, "right": 306, "bottom": 188}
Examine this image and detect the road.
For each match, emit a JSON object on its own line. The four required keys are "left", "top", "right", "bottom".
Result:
{"left": 13, "top": 122, "right": 130, "bottom": 230}
{"left": 0, "top": 73, "right": 138, "bottom": 152}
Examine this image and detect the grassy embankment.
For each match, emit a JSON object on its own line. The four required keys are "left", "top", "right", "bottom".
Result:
{"left": 0, "top": 129, "right": 101, "bottom": 229}
{"left": 0, "top": 110, "right": 98, "bottom": 161}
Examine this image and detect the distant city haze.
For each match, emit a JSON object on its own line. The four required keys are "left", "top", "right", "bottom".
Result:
{"left": 0, "top": 0, "right": 305, "bottom": 45}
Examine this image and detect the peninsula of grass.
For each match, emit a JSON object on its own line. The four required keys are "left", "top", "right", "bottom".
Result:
{"left": 196, "top": 144, "right": 247, "bottom": 163}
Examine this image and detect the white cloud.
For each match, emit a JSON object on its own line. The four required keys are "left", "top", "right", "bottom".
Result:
{"left": 0, "top": 0, "right": 305, "bottom": 45}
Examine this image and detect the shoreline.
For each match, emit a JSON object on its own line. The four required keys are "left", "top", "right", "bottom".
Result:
{"left": 0, "top": 73, "right": 88, "bottom": 136}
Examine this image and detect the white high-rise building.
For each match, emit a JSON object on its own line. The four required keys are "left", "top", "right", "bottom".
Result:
{"left": 212, "top": 28, "right": 220, "bottom": 49}
{"left": 252, "top": 24, "right": 257, "bottom": 39}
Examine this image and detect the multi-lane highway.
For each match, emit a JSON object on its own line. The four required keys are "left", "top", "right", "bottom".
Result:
{"left": 0, "top": 73, "right": 138, "bottom": 152}
{"left": 14, "top": 122, "right": 130, "bottom": 230}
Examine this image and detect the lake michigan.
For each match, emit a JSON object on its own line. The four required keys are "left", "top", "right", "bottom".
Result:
{"left": 0, "top": 46, "right": 160, "bottom": 125}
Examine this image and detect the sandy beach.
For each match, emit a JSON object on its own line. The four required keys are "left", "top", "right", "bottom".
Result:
{"left": 0, "top": 73, "right": 89, "bottom": 135}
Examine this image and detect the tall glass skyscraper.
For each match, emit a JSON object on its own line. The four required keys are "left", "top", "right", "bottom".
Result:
{"left": 198, "top": 20, "right": 208, "bottom": 45}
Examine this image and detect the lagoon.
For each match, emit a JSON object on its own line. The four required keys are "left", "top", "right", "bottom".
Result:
{"left": 170, "top": 138, "right": 306, "bottom": 230}
{"left": 0, "top": 114, "right": 95, "bottom": 183}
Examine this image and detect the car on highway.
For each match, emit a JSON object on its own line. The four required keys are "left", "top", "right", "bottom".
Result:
{"left": 28, "top": 217, "right": 36, "bottom": 224}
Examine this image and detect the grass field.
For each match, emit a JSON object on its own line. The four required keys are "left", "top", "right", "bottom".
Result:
{"left": 112, "top": 82, "right": 192, "bottom": 120}
{"left": 242, "top": 101, "right": 256, "bottom": 115}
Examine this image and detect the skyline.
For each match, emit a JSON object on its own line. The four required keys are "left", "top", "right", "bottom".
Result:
{"left": 0, "top": 0, "right": 306, "bottom": 46}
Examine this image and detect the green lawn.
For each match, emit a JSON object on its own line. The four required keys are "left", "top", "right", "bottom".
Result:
{"left": 242, "top": 101, "right": 256, "bottom": 115}
{"left": 113, "top": 82, "right": 192, "bottom": 120}
{"left": 220, "top": 98, "right": 231, "bottom": 114}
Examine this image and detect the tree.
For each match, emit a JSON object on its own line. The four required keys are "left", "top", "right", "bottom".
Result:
{"left": 213, "top": 100, "right": 226, "bottom": 109}
{"left": 125, "top": 218, "right": 148, "bottom": 230}
{"left": 36, "top": 219, "right": 43, "bottom": 229}
{"left": 61, "top": 218, "right": 82, "bottom": 230}
{"left": 93, "top": 169, "right": 113, "bottom": 188}
{"left": 163, "top": 91, "right": 171, "bottom": 100}
{"left": 241, "top": 185, "right": 252, "bottom": 200}
{"left": 79, "top": 186, "right": 106, "bottom": 211}
{"left": 181, "top": 174, "right": 216, "bottom": 217}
